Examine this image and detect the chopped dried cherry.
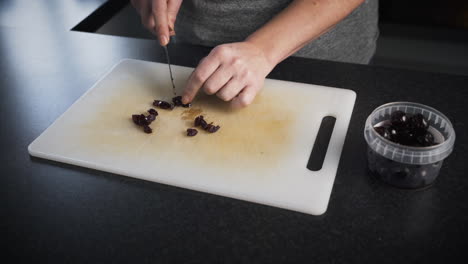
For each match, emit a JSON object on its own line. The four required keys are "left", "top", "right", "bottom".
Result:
{"left": 132, "top": 114, "right": 140, "bottom": 125}
{"left": 172, "top": 96, "right": 192, "bottom": 108}
{"left": 199, "top": 119, "right": 208, "bottom": 129}
{"left": 186, "top": 128, "right": 198, "bottom": 136}
{"left": 194, "top": 115, "right": 221, "bottom": 133}
{"left": 153, "top": 100, "right": 174, "bottom": 110}
{"left": 194, "top": 115, "right": 207, "bottom": 128}
{"left": 148, "top": 108, "right": 158, "bottom": 116}
{"left": 132, "top": 114, "right": 148, "bottom": 126}
{"left": 146, "top": 114, "right": 156, "bottom": 123}
{"left": 194, "top": 115, "right": 202, "bottom": 127}
{"left": 206, "top": 124, "right": 220, "bottom": 133}
{"left": 143, "top": 125, "right": 152, "bottom": 134}
{"left": 132, "top": 113, "right": 154, "bottom": 133}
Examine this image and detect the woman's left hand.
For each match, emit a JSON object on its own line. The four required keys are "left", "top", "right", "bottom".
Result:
{"left": 182, "top": 41, "right": 274, "bottom": 108}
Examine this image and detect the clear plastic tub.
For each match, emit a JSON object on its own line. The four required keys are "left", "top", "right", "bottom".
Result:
{"left": 364, "top": 102, "right": 455, "bottom": 189}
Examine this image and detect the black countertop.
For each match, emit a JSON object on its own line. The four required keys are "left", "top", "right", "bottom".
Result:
{"left": 3, "top": 1, "right": 468, "bottom": 263}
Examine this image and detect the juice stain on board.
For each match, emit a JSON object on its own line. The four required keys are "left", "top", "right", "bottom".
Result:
{"left": 78, "top": 86, "right": 299, "bottom": 170}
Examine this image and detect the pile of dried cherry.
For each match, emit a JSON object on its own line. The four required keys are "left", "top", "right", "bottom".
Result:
{"left": 184, "top": 115, "right": 221, "bottom": 136}
{"left": 132, "top": 96, "right": 220, "bottom": 137}
{"left": 373, "top": 110, "right": 436, "bottom": 147}
{"left": 152, "top": 96, "right": 191, "bottom": 110}
{"left": 194, "top": 115, "right": 220, "bottom": 133}
{"left": 132, "top": 108, "right": 158, "bottom": 134}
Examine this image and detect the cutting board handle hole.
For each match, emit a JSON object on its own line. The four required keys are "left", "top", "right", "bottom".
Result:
{"left": 307, "top": 116, "right": 336, "bottom": 171}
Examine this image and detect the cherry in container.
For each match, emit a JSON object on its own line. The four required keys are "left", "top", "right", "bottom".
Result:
{"left": 364, "top": 102, "right": 455, "bottom": 189}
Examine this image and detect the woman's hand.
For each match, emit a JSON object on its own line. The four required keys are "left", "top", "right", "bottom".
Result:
{"left": 130, "top": 0, "right": 182, "bottom": 46}
{"left": 182, "top": 42, "right": 274, "bottom": 108}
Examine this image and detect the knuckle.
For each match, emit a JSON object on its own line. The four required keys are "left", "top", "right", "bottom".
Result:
{"left": 212, "top": 47, "right": 221, "bottom": 57}
{"left": 240, "top": 96, "right": 253, "bottom": 107}
{"left": 239, "top": 69, "right": 249, "bottom": 79}
{"left": 235, "top": 70, "right": 249, "bottom": 83}
{"left": 192, "top": 72, "right": 204, "bottom": 84}
{"left": 217, "top": 92, "right": 231, "bottom": 101}
{"left": 203, "top": 83, "right": 217, "bottom": 94}
{"left": 231, "top": 57, "right": 242, "bottom": 67}
{"left": 155, "top": 23, "right": 165, "bottom": 33}
{"left": 238, "top": 101, "right": 248, "bottom": 107}
{"left": 213, "top": 45, "right": 229, "bottom": 58}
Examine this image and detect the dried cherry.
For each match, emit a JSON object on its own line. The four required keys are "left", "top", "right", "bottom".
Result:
{"left": 194, "top": 115, "right": 202, "bottom": 127}
{"left": 186, "top": 128, "right": 198, "bottom": 136}
{"left": 153, "top": 100, "right": 174, "bottom": 110}
{"left": 409, "top": 113, "right": 428, "bottom": 133}
{"left": 132, "top": 114, "right": 149, "bottom": 126}
{"left": 205, "top": 123, "right": 220, "bottom": 133}
{"left": 194, "top": 115, "right": 207, "bottom": 128}
{"left": 374, "top": 126, "right": 391, "bottom": 140}
{"left": 146, "top": 114, "right": 156, "bottom": 123}
{"left": 172, "top": 96, "right": 192, "bottom": 108}
{"left": 148, "top": 108, "right": 158, "bottom": 116}
{"left": 143, "top": 125, "right": 152, "bottom": 134}
{"left": 373, "top": 111, "right": 435, "bottom": 147}
{"left": 390, "top": 110, "right": 407, "bottom": 127}
{"left": 416, "top": 131, "right": 435, "bottom": 147}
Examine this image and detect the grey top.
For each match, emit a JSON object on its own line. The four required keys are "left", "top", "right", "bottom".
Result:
{"left": 175, "top": 0, "right": 379, "bottom": 64}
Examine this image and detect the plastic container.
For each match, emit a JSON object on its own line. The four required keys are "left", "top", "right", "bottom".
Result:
{"left": 364, "top": 102, "right": 455, "bottom": 189}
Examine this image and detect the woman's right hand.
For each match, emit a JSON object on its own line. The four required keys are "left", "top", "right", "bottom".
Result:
{"left": 130, "top": 0, "right": 183, "bottom": 46}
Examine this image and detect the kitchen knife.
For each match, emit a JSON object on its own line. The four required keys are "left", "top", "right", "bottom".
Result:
{"left": 163, "top": 41, "right": 176, "bottom": 96}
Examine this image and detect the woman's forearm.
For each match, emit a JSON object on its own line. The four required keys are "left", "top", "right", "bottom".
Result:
{"left": 181, "top": 0, "right": 366, "bottom": 107}
{"left": 245, "top": 0, "right": 365, "bottom": 66}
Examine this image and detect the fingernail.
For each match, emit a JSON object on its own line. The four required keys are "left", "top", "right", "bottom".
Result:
{"left": 160, "top": 35, "right": 168, "bottom": 46}
{"left": 181, "top": 96, "right": 189, "bottom": 104}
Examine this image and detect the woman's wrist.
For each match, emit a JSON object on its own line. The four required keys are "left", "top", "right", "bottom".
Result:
{"left": 244, "top": 37, "right": 278, "bottom": 75}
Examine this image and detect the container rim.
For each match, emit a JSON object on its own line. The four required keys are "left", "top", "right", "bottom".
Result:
{"left": 364, "top": 101, "right": 456, "bottom": 164}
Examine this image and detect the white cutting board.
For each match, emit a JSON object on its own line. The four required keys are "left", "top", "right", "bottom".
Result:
{"left": 28, "top": 59, "right": 356, "bottom": 215}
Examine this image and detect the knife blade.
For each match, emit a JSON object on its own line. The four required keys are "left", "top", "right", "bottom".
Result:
{"left": 163, "top": 44, "right": 176, "bottom": 96}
